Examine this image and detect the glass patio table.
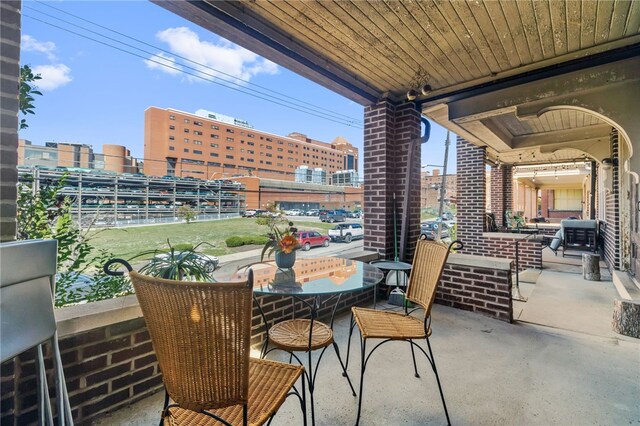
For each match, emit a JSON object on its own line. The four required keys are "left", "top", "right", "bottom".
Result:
{"left": 223, "top": 257, "right": 384, "bottom": 425}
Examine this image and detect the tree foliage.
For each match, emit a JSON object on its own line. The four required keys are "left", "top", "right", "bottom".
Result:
{"left": 19, "top": 65, "right": 42, "bottom": 130}
{"left": 17, "top": 173, "right": 132, "bottom": 306}
{"left": 177, "top": 205, "right": 197, "bottom": 224}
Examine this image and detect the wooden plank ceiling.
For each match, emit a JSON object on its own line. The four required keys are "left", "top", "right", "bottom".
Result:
{"left": 172, "top": 0, "right": 640, "bottom": 104}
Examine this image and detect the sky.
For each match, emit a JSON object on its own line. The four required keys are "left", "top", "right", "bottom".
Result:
{"left": 19, "top": 0, "right": 456, "bottom": 175}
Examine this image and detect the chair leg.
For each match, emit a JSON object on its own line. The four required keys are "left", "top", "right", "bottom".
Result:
{"left": 355, "top": 338, "right": 367, "bottom": 426}
{"left": 409, "top": 339, "right": 420, "bottom": 378}
{"left": 426, "top": 337, "right": 451, "bottom": 426}
{"left": 332, "top": 341, "right": 356, "bottom": 396}
{"left": 301, "top": 371, "right": 308, "bottom": 426}
{"left": 159, "top": 389, "right": 170, "bottom": 426}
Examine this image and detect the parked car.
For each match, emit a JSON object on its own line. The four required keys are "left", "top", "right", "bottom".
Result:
{"left": 284, "top": 209, "right": 303, "bottom": 216}
{"left": 347, "top": 210, "right": 362, "bottom": 218}
{"left": 328, "top": 223, "right": 364, "bottom": 243}
{"left": 295, "top": 230, "right": 330, "bottom": 251}
{"left": 305, "top": 209, "right": 319, "bottom": 216}
{"left": 420, "top": 221, "right": 451, "bottom": 240}
{"left": 319, "top": 209, "right": 348, "bottom": 223}
{"left": 243, "top": 209, "right": 257, "bottom": 217}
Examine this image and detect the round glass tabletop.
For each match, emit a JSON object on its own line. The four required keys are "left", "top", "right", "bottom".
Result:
{"left": 220, "top": 257, "right": 384, "bottom": 296}
{"left": 370, "top": 260, "right": 413, "bottom": 271}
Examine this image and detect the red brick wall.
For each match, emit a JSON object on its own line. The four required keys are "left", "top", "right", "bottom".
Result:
{"left": 456, "top": 137, "right": 487, "bottom": 251}
{"left": 363, "top": 100, "right": 421, "bottom": 260}
{"left": 457, "top": 137, "right": 542, "bottom": 271}
{"left": 1, "top": 318, "right": 162, "bottom": 426}
{"left": 490, "top": 165, "right": 513, "bottom": 227}
{"left": 437, "top": 261, "right": 513, "bottom": 322}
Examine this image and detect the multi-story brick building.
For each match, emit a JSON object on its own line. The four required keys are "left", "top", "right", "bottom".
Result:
{"left": 420, "top": 168, "right": 456, "bottom": 209}
{"left": 143, "top": 107, "right": 358, "bottom": 182}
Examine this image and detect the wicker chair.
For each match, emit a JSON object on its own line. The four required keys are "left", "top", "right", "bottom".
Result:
{"left": 348, "top": 240, "right": 456, "bottom": 426}
{"left": 129, "top": 271, "right": 305, "bottom": 426}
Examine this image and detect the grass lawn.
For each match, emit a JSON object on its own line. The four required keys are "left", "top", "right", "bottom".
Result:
{"left": 88, "top": 218, "right": 335, "bottom": 261}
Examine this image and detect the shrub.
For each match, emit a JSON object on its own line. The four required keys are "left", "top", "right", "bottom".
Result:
{"left": 225, "top": 235, "right": 270, "bottom": 248}
{"left": 172, "top": 243, "right": 194, "bottom": 251}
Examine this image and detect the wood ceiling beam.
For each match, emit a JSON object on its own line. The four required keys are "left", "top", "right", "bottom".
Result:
{"left": 511, "top": 124, "right": 612, "bottom": 149}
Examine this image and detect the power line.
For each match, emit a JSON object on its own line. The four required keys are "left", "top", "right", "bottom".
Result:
{"left": 32, "top": 1, "right": 362, "bottom": 125}
{"left": 24, "top": 6, "right": 363, "bottom": 128}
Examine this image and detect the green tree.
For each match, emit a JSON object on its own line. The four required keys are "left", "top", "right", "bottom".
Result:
{"left": 177, "top": 205, "right": 197, "bottom": 224}
{"left": 19, "top": 65, "right": 42, "bottom": 130}
{"left": 17, "top": 173, "right": 131, "bottom": 306}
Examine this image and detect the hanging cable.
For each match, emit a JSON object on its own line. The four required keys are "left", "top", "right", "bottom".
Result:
{"left": 24, "top": 4, "right": 363, "bottom": 126}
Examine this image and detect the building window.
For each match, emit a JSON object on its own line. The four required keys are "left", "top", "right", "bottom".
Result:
{"left": 211, "top": 134, "right": 219, "bottom": 139}
{"left": 266, "top": 137, "right": 273, "bottom": 142}
{"left": 184, "top": 138, "right": 189, "bottom": 143}
{"left": 169, "top": 125, "right": 175, "bottom": 130}
{"left": 277, "top": 140, "right": 283, "bottom": 145}
{"left": 184, "top": 119, "right": 190, "bottom": 123}
{"left": 169, "top": 136, "right": 175, "bottom": 141}
{"left": 194, "top": 121, "right": 202, "bottom": 126}
{"left": 288, "top": 150, "right": 294, "bottom": 154}
{"left": 277, "top": 163, "right": 283, "bottom": 167}
{"left": 277, "top": 148, "right": 283, "bottom": 152}
{"left": 210, "top": 152, "right": 219, "bottom": 157}
{"left": 169, "top": 115, "right": 175, "bottom": 120}
{"left": 226, "top": 137, "right": 234, "bottom": 142}
{"left": 210, "top": 143, "right": 219, "bottom": 148}
{"left": 266, "top": 161, "right": 272, "bottom": 165}
{"left": 248, "top": 150, "right": 254, "bottom": 154}
{"left": 277, "top": 155, "right": 283, "bottom": 159}
{"left": 247, "top": 158, "right": 254, "bottom": 163}
{"left": 194, "top": 130, "right": 203, "bottom": 136}
{"left": 184, "top": 128, "right": 190, "bottom": 133}
{"left": 266, "top": 153, "right": 272, "bottom": 158}
{"left": 193, "top": 150, "right": 202, "bottom": 155}
{"left": 226, "top": 129, "right": 234, "bottom": 133}
{"left": 211, "top": 125, "right": 219, "bottom": 130}
{"left": 226, "top": 155, "right": 234, "bottom": 159}
{"left": 184, "top": 148, "right": 189, "bottom": 153}
{"left": 247, "top": 133, "right": 254, "bottom": 138}
{"left": 208, "top": 161, "right": 220, "bottom": 166}
{"left": 247, "top": 141, "right": 255, "bottom": 146}
{"left": 226, "top": 146, "right": 233, "bottom": 150}
{"left": 169, "top": 146, "right": 175, "bottom": 151}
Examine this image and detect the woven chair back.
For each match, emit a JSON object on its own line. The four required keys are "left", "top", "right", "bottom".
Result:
{"left": 406, "top": 240, "right": 451, "bottom": 315}
{"left": 130, "top": 271, "right": 252, "bottom": 412}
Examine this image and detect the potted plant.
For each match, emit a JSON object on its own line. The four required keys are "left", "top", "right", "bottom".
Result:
{"left": 260, "top": 221, "right": 300, "bottom": 269}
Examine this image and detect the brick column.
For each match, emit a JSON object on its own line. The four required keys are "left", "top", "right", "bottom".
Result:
{"left": 490, "top": 164, "right": 513, "bottom": 227}
{"left": 456, "top": 137, "right": 487, "bottom": 255}
{"left": 0, "top": 1, "right": 21, "bottom": 241}
{"left": 363, "top": 100, "right": 421, "bottom": 260}
{"left": 603, "top": 129, "right": 621, "bottom": 270}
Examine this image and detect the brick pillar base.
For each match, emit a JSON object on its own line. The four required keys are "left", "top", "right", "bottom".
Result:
{"left": 363, "top": 100, "right": 421, "bottom": 261}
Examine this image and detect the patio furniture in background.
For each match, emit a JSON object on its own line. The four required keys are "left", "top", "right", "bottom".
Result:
{"left": 348, "top": 240, "right": 461, "bottom": 426}
{"left": 105, "top": 260, "right": 305, "bottom": 426}
{"left": 561, "top": 219, "right": 598, "bottom": 256}
{"left": 0, "top": 239, "right": 74, "bottom": 425}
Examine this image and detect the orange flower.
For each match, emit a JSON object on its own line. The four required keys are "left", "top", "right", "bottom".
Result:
{"left": 278, "top": 234, "right": 299, "bottom": 254}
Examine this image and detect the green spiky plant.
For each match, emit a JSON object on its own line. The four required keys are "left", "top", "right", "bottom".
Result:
{"left": 130, "top": 240, "right": 217, "bottom": 281}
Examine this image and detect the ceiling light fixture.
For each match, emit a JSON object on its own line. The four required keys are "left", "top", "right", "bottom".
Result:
{"left": 406, "top": 89, "right": 419, "bottom": 101}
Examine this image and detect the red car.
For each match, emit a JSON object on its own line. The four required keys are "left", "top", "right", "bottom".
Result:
{"left": 295, "top": 230, "right": 330, "bottom": 251}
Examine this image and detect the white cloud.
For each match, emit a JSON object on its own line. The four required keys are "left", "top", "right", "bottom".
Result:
{"left": 144, "top": 52, "right": 183, "bottom": 75}
{"left": 21, "top": 35, "right": 57, "bottom": 61}
{"left": 32, "top": 64, "right": 72, "bottom": 91}
{"left": 147, "top": 27, "right": 278, "bottom": 84}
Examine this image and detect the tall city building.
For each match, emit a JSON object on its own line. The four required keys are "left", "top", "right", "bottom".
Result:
{"left": 143, "top": 107, "right": 358, "bottom": 180}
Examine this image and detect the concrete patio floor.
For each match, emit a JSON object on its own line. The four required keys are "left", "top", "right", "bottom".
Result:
{"left": 93, "top": 300, "right": 640, "bottom": 426}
